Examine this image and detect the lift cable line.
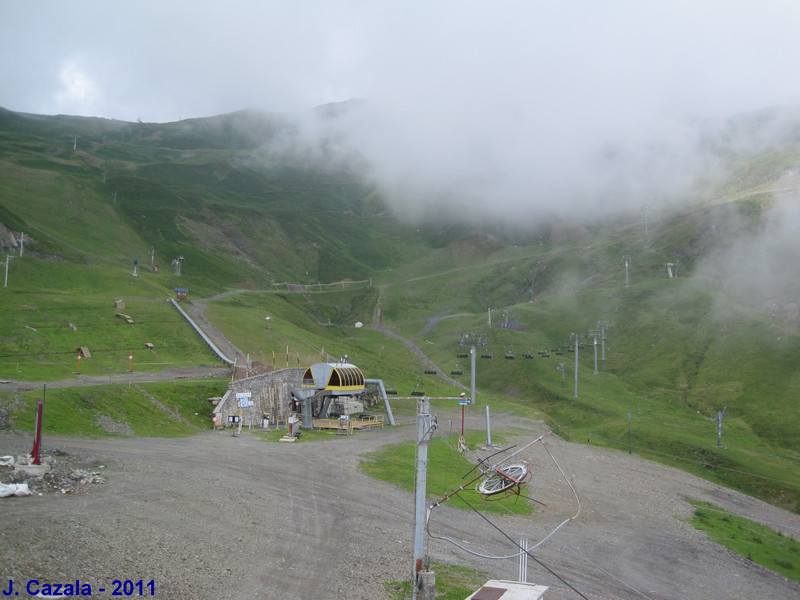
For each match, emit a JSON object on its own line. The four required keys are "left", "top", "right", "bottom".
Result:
{"left": 460, "top": 445, "right": 518, "bottom": 480}
{"left": 426, "top": 435, "right": 582, "bottom": 563}
{"left": 455, "top": 495, "right": 590, "bottom": 600}
{"left": 423, "top": 435, "right": 587, "bottom": 600}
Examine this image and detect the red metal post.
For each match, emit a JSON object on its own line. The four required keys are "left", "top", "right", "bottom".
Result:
{"left": 31, "top": 398, "right": 43, "bottom": 465}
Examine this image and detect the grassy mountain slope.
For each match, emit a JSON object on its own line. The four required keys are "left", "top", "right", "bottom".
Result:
{"left": 1, "top": 107, "right": 800, "bottom": 512}
{"left": 0, "top": 107, "right": 425, "bottom": 285}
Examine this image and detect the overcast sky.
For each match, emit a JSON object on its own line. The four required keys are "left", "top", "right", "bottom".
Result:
{"left": 3, "top": 1, "right": 800, "bottom": 218}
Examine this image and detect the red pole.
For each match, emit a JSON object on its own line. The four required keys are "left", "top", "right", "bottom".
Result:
{"left": 31, "top": 398, "right": 43, "bottom": 465}
{"left": 77, "top": 354, "right": 81, "bottom": 374}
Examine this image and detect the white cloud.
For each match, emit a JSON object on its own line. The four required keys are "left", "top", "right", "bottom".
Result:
{"left": 2, "top": 0, "right": 800, "bottom": 219}
{"left": 55, "top": 61, "right": 100, "bottom": 114}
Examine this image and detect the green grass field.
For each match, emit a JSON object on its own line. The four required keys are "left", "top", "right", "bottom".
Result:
{"left": 8, "top": 380, "right": 226, "bottom": 437}
{"left": 687, "top": 500, "right": 800, "bottom": 582}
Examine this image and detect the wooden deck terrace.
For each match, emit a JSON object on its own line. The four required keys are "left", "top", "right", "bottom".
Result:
{"left": 312, "top": 414, "right": 385, "bottom": 434}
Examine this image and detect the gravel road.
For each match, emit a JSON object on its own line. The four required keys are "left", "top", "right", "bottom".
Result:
{"left": 1, "top": 408, "right": 799, "bottom": 600}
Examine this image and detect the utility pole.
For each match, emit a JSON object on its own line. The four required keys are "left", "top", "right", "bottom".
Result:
{"left": 557, "top": 362, "right": 566, "bottom": 387}
{"left": 412, "top": 397, "right": 437, "bottom": 600}
{"left": 628, "top": 412, "right": 632, "bottom": 454}
{"left": 666, "top": 262, "right": 679, "bottom": 279}
{"left": 622, "top": 255, "right": 632, "bottom": 287}
{"left": 485, "top": 404, "right": 493, "bottom": 448}
{"left": 597, "top": 321, "right": 612, "bottom": 361}
{"left": 589, "top": 331, "right": 600, "bottom": 374}
{"left": 470, "top": 345, "right": 476, "bottom": 405}
{"left": 571, "top": 333, "right": 580, "bottom": 398}
{"left": 458, "top": 333, "right": 487, "bottom": 405}
{"left": 4, "top": 255, "right": 14, "bottom": 288}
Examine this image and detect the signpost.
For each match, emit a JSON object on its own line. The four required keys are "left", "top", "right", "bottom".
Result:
{"left": 235, "top": 393, "right": 253, "bottom": 435}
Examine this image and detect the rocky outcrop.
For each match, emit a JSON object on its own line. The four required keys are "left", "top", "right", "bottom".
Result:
{"left": 0, "top": 222, "right": 19, "bottom": 252}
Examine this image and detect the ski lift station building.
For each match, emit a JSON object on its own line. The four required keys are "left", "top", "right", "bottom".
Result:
{"left": 300, "top": 361, "right": 365, "bottom": 395}
{"left": 213, "top": 361, "right": 395, "bottom": 430}
{"left": 292, "top": 362, "right": 368, "bottom": 423}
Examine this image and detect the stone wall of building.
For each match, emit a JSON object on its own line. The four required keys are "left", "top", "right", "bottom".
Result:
{"left": 216, "top": 367, "right": 304, "bottom": 427}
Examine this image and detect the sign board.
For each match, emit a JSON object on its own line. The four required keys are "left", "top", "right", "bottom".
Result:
{"left": 236, "top": 392, "right": 253, "bottom": 407}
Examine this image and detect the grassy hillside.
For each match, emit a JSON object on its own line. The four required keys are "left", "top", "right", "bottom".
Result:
{"left": 1, "top": 107, "right": 800, "bottom": 513}
{"left": 0, "top": 107, "right": 428, "bottom": 286}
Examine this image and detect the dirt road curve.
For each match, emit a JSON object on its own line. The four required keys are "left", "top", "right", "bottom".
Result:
{"left": 1, "top": 411, "right": 799, "bottom": 600}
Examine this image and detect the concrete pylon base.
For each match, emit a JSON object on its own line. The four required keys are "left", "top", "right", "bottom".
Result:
{"left": 15, "top": 463, "right": 51, "bottom": 476}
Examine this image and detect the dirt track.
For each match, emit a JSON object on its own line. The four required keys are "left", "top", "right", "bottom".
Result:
{"left": 1, "top": 409, "right": 799, "bottom": 600}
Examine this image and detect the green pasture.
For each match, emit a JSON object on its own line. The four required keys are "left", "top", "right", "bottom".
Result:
{"left": 202, "top": 289, "right": 466, "bottom": 398}
{"left": 0, "top": 261, "right": 222, "bottom": 381}
{"left": 7, "top": 380, "right": 226, "bottom": 437}
{"left": 686, "top": 500, "right": 800, "bottom": 583}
